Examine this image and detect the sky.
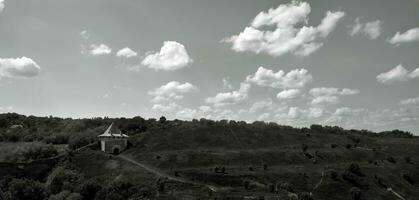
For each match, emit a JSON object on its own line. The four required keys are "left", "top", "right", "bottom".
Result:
{"left": 0, "top": 0, "right": 418, "bottom": 134}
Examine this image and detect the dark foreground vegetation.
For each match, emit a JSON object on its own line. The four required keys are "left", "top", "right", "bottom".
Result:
{"left": 0, "top": 112, "right": 418, "bottom": 200}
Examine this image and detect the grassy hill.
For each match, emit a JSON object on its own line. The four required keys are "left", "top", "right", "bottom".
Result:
{"left": 0, "top": 113, "right": 418, "bottom": 199}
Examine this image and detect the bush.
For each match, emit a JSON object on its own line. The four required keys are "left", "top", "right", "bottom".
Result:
{"left": 159, "top": 116, "right": 167, "bottom": 123}
{"left": 342, "top": 170, "right": 361, "bottom": 188}
{"left": 8, "top": 178, "right": 46, "bottom": 200}
{"left": 329, "top": 170, "right": 339, "bottom": 181}
{"left": 350, "top": 187, "right": 362, "bottom": 200}
{"left": 95, "top": 181, "right": 137, "bottom": 200}
{"left": 386, "top": 156, "right": 396, "bottom": 164}
{"left": 5, "top": 143, "right": 58, "bottom": 162}
{"left": 400, "top": 170, "right": 415, "bottom": 185}
{"left": 44, "top": 133, "right": 70, "bottom": 144}
{"left": 49, "top": 169, "right": 84, "bottom": 194}
{"left": 77, "top": 179, "right": 102, "bottom": 200}
{"left": 348, "top": 163, "right": 364, "bottom": 176}
{"left": 68, "top": 132, "right": 96, "bottom": 150}
{"left": 301, "top": 144, "right": 308, "bottom": 152}
{"left": 298, "top": 192, "right": 313, "bottom": 200}
{"left": 48, "top": 191, "right": 82, "bottom": 200}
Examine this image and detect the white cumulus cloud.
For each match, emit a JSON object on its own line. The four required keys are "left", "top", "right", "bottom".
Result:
{"left": 222, "top": 1, "right": 344, "bottom": 57}
{"left": 400, "top": 96, "right": 419, "bottom": 105}
{"left": 276, "top": 89, "right": 301, "bottom": 100}
{"left": 206, "top": 83, "right": 251, "bottom": 107}
{"left": 249, "top": 99, "right": 274, "bottom": 113}
{"left": 246, "top": 66, "right": 313, "bottom": 89}
{"left": 142, "top": 41, "right": 193, "bottom": 71}
{"left": 376, "top": 64, "right": 419, "bottom": 84}
{"left": 0, "top": 0, "right": 5, "bottom": 12}
{"left": 309, "top": 87, "right": 359, "bottom": 105}
{"left": 149, "top": 81, "right": 197, "bottom": 103}
{"left": 89, "top": 44, "right": 112, "bottom": 56}
{"left": 388, "top": 27, "right": 419, "bottom": 45}
{"left": 116, "top": 47, "right": 138, "bottom": 58}
{"left": 0, "top": 57, "right": 41, "bottom": 79}
{"left": 349, "top": 18, "right": 382, "bottom": 39}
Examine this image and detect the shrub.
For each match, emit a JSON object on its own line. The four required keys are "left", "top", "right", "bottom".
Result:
{"left": 48, "top": 191, "right": 82, "bottom": 200}
{"left": 49, "top": 169, "right": 84, "bottom": 194}
{"left": 400, "top": 170, "right": 415, "bottom": 185}
{"left": 159, "top": 116, "right": 167, "bottom": 123}
{"left": 5, "top": 143, "right": 58, "bottom": 162}
{"left": 350, "top": 187, "right": 362, "bottom": 200}
{"left": 44, "top": 133, "right": 70, "bottom": 144}
{"left": 373, "top": 175, "right": 387, "bottom": 189}
{"left": 298, "top": 192, "right": 313, "bottom": 200}
{"left": 304, "top": 152, "right": 314, "bottom": 159}
{"left": 342, "top": 170, "right": 361, "bottom": 188}
{"left": 404, "top": 156, "right": 413, "bottom": 164}
{"left": 348, "top": 163, "right": 364, "bottom": 176}
{"left": 386, "top": 156, "right": 396, "bottom": 164}
{"left": 329, "top": 170, "right": 339, "bottom": 181}
{"left": 263, "top": 163, "right": 268, "bottom": 170}
{"left": 68, "top": 132, "right": 96, "bottom": 150}
{"left": 8, "top": 178, "right": 46, "bottom": 200}
{"left": 77, "top": 179, "right": 102, "bottom": 200}
{"left": 301, "top": 144, "right": 308, "bottom": 152}
{"left": 95, "top": 181, "right": 136, "bottom": 200}
{"left": 280, "top": 182, "right": 293, "bottom": 192}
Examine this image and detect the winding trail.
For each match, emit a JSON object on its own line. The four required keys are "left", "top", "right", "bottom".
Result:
{"left": 118, "top": 154, "right": 220, "bottom": 192}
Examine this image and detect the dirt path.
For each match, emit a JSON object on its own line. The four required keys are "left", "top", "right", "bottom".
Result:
{"left": 118, "top": 154, "right": 221, "bottom": 192}
{"left": 387, "top": 188, "right": 406, "bottom": 200}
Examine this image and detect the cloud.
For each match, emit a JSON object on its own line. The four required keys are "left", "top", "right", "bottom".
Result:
{"left": 88, "top": 44, "right": 112, "bottom": 56}
{"left": 309, "top": 87, "right": 359, "bottom": 105}
{"left": 400, "top": 96, "right": 419, "bottom": 105}
{"left": 249, "top": 99, "right": 274, "bottom": 113}
{"left": 116, "top": 47, "right": 138, "bottom": 58}
{"left": 349, "top": 18, "right": 382, "bottom": 39}
{"left": 388, "top": 27, "right": 419, "bottom": 45}
{"left": 246, "top": 66, "right": 313, "bottom": 89}
{"left": 376, "top": 64, "right": 419, "bottom": 84}
{"left": 311, "top": 96, "right": 339, "bottom": 105}
{"left": 149, "top": 81, "right": 197, "bottom": 103}
{"left": 222, "top": 1, "right": 344, "bottom": 57}
{"left": 222, "top": 77, "right": 233, "bottom": 90}
{"left": 276, "top": 89, "right": 301, "bottom": 100}
{"left": 0, "top": 0, "right": 4, "bottom": 12}
{"left": 79, "top": 30, "right": 90, "bottom": 40}
{"left": 309, "top": 87, "right": 359, "bottom": 97}
{"left": 0, "top": 106, "right": 13, "bottom": 111}
{"left": 325, "top": 107, "right": 365, "bottom": 125}
{"left": 285, "top": 106, "right": 324, "bottom": 119}
{"left": 152, "top": 102, "right": 181, "bottom": 112}
{"left": 141, "top": 41, "right": 193, "bottom": 71}
{"left": 206, "top": 83, "right": 250, "bottom": 107}
{"left": 0, "top": 57, "right": 41, "bottom": 79}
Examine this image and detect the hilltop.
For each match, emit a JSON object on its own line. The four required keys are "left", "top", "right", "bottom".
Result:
{"left": 0, "top": 113, "right": 418, "bottom": 200}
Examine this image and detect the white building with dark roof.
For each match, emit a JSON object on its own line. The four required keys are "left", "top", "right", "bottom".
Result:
{"left": 98, "top": 123, "right": 128, "bottom": 154}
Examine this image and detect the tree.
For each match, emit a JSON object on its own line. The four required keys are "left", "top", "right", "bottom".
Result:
{"left": 8, "top": 178, "right": 46, "bottom": 200}
{"left": 159, "top": 116, "right": 167, "bottom": 123}
{"left": 49, "top": 169, "right": 84, "bottom": 194}
{"left": 77, "top": 179, "right": 102, "bottom": 200}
